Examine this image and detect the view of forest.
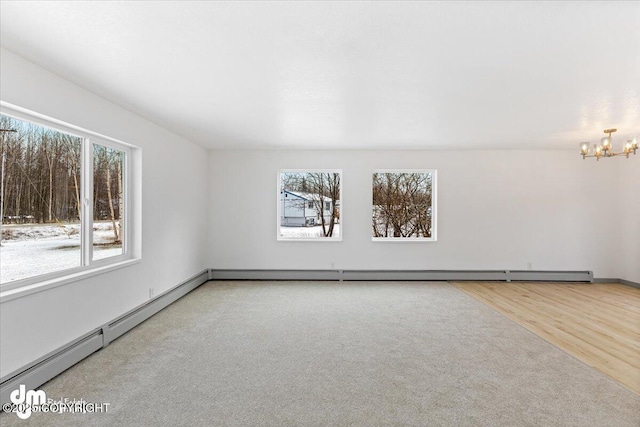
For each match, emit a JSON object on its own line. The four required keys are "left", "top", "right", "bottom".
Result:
{"left": 372, "top": 172, "right": 433, "bottom": 238}
{"left": 1, "top": 114, "right": 123, "bottom": 236}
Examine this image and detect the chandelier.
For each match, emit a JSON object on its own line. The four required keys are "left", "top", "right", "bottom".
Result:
{"left": 580, "top": 129, "right": 638, "bottom": 160}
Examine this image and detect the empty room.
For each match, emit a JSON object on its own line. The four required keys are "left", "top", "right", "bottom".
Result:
{"left": 0, "top": 1, "right": 639, "bottom": 426}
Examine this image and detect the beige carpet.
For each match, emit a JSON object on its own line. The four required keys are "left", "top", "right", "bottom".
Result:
{"left": 2, "top": 281, "right": 639, "bottom": 426}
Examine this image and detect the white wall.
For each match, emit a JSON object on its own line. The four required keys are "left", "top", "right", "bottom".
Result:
{"left": 209, "top": 149, "right": 626, "bottom": 278}
{"left": 618, "top": 160, "right": 640, "bottom": 283}
{"left": 0, "top": 48, "right": 209, "bottom": 377}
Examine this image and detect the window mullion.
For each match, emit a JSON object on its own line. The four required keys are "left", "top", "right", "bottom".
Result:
{"left": 81, "top": 139, "right": 93, "bottom": 265}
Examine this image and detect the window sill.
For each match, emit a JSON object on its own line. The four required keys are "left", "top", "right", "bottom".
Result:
{"left": 0, "top": 258, "right": 141, "bottom": 303}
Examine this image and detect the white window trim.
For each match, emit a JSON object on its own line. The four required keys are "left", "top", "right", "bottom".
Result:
{"left": 0, "top": 101, "right": 141, "bottom": 296}
{"left": 371, "top": 168, "right": 437, "bottom": 242}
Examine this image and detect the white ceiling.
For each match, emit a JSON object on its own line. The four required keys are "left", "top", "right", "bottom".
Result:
{"left": 1, "top": 1, "right": 639, "bottom": 150}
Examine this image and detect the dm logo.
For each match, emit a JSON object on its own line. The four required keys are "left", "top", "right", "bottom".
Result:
{"left": 10, "top": 384, "right": 46, "bottom": 420}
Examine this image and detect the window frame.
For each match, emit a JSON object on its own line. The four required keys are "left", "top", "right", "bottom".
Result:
{"left": 371, "top": 168, "right": 437, "bottom": 242}
{"left": 87, "top": 138, "right": 130, "bottom": 263}
{"left": 0, "top": 102, "right": 139, "bottom": 294}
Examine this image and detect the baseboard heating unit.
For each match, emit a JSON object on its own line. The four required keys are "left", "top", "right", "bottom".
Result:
{"left": 208, "top": 269, "right": 594, "bottom": 283}
{"left": 0, "top": 269, "right": 210, "bottom": 406}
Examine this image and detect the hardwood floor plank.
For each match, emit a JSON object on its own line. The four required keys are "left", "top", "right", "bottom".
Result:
{"left": 451, "top": 281, "right": 640, "bottom": 395}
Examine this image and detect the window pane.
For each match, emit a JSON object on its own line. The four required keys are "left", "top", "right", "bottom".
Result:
{"left": 92, "top": 144, "right": 124, "bottom": 260}
{"left": 0, "top": 114, "right": 82, "bottom": 283}
{"left": 278, "top": 170, "right": 341, "bottom": 240}
{"left": 372, "top": 170, "right": 435, "bottom": 240}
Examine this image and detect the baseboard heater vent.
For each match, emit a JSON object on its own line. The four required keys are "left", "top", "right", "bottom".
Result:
{"left": 209, "top": 269, "right": 593, "bottom": 283}
{"left": 0, "top": 269, "right": 209, "bottom": 406}
{"left": 209, "top": 269, "right": 341, "bottom": 281}
{"left": 507, "top": 270, "right": 593, "bottom": 282}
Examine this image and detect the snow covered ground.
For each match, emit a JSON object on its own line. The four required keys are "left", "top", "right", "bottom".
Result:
{"left": 1, "top": 222, "right": 122, "bottom": 283}
{"left": 279, "top": 224, "right": 340, "bottom": 239}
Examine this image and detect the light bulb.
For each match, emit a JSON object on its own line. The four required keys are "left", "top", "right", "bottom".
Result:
{"left": 594, "top": 144, "right": 602, "bottom": 156}
{"left": 579, "top": 142, "right": 590, "bottom": 156}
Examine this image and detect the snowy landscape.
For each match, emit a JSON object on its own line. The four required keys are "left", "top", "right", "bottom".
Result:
{"left": 0, "top": 222, "right": 122, "bottom": 283}
{"left": 280, "top": 224, "right": 341, "bottom": 239}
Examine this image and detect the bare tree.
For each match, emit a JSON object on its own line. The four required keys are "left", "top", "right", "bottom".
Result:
{"left": 66, "top": 139, "right": 82, "bottom": 221}
{"left": 94, "top": 145, "right": 123, "bottom": 243}
{"left": 372, "top": 172, "right": 432, "bottom": 238}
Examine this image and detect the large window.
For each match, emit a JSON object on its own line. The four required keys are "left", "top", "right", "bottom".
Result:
{"left": 0, "top": 105, "right": 135, "bottom": 289}
{"left": 372, "top": 170, "right": 437, "bottom": 241}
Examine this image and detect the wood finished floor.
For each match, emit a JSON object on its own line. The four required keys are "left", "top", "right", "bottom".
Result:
{"left": 450, "top": 281, "right": 640, "bottom": 395}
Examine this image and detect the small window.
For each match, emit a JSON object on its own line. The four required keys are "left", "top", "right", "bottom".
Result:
{"left": 278, "top": 169, "right": 342, "bottom": 241}
{"left": 372, "top": 169, "right": 437, "bottom": 241}
{"left": 92, "top": 144, "right": 125, "bottom": 261}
